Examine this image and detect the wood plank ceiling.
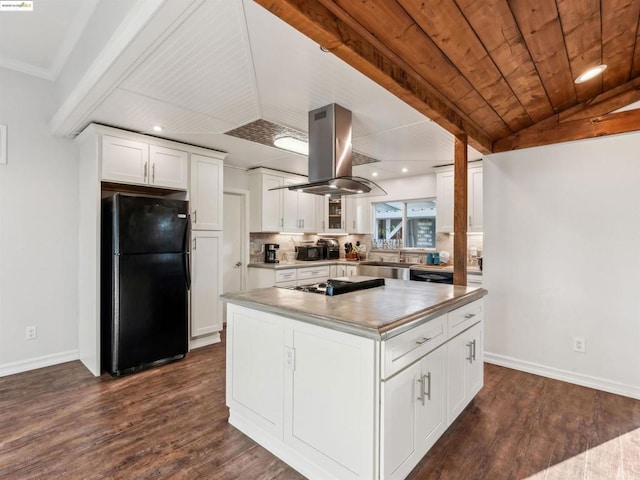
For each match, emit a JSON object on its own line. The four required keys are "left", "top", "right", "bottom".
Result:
{"left": 254, "top": 0, "right": 640, "bottom": 154}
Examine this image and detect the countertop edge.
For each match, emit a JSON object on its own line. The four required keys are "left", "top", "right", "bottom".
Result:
{"left": 221, "top": 287, "right": 488, "bottom": 340}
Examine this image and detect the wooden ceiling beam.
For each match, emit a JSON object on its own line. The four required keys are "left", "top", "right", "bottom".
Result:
{"left": 253, "top": 0, "right": 494, "bottom": 154}
{"left": 558, "top": 77, "right": 640, "bottom": 123}
{"left": 493, "top": 107, "right": 640, "bottom": 152}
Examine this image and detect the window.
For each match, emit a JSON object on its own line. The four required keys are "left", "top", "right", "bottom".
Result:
{"left": 373, "top": 199, "right": 436, "bottom": 248}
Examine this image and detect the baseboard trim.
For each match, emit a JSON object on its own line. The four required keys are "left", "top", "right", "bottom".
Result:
{"left": 484, "top": 352, "right": 640, "bottom": 400}
{"left": 189, "top": 332, "right": 221, "bottom": 350}
{"left": 0, "top": 349, "right": 79, "bottom": 377}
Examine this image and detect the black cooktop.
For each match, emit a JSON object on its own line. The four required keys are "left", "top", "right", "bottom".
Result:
{"left": 288, "top": 277, "right": 385, "bottom": 296}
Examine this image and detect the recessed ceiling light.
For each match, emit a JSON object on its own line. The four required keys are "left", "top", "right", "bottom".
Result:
{"left": 152, "top": 125, "right": 163, "bottom": 132}
{"left": 273, "top": 136, "right": 309, "bottom": 155}
{"left": 372, "top": 172, "right": 378, "bottom": 177}
{"left": 575, "top": 65, "right": 607, "bottom": 84}
{"left": 401, "top": 167, "right": 408, "bottom": 173}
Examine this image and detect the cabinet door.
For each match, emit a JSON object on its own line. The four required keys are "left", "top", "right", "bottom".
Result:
{"left": 298, "top": 191, "right": 318, "bottom": 233}
{"left": 345, "top": 197, "right": 371, "bottom": 234}
{"left": 346, "top": 265, "right": 358, "bottom": 277}
{"left": 417, "top": 345, "right": 447, "bottom": 453}
{"left": 282, "top": 178, "right": 300, "bottom": 232}
{"left": 326, "top": 197, "right": 346, "bottom": 232}
{"left": 262, "top": 174, "right": 284, "bottom": 231}
{"left": 465, "top": 322, "right": 484, "bottom": 400}
{"left": 336, "top": 265, "right": 347, "bottom": 277}
{"left": 226, "top": 304, "right": 285, "bottom": 438}
{"left": 436, "top": 171, "right": 454, "bottom": 233}
{"left": 447, "top": 321, "right": 483, "bottom": 423}
{"left": 191, "top": 231, "right": 222, "bottom": 337}
{"left": 191, "top": 154, "right": 223, "bottom": 230}
{"left": 101, "top": 135, "right": 149, "bottom": 185}
{"left": 149, "top": 145, "right": 188, "bottom": 190}
{"left": 381, "top": 362, "right": 422, "bottom": 480}
{"left": 284, "top": 321, "right": 375, "bottom": 480}
{"left": 468, "top": 167, "right": 483, "bottom": 232}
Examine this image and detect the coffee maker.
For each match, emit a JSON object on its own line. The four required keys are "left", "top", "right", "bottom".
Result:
{"left": 264, "top": 243, "right": 279, "bottom": 263}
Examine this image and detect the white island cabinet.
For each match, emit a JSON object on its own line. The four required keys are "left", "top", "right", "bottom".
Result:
{"left": 225, "top": 291, "right": 485, "bottom": 480}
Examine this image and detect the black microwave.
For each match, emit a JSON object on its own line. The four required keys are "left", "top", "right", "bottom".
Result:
{"left": 296, "top": 246, "right": 324, "bottom": 261}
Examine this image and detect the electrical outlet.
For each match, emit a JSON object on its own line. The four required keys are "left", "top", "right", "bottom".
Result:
{"left": 573, "top": 337, "right": 586, "bottom": 353}
{"left": 26, "top": 326, "right": 37, "bottom": 340}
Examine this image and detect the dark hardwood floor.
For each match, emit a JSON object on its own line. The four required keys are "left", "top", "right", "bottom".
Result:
{"left": 1, "top": 332, "right": 638, "bottom": 480}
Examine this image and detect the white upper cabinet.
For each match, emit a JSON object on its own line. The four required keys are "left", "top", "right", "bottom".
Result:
{"left": 435, "top": 163, "right": 483, "bottom": 233}
{"left": 101, "top": 135, "right": 149, "bottom": 185}
{"left": 467, "top": 165, "right": 483, "bottom": 232}
{"left": 149, "top": 145, "right": 188, "bottom": 190}
{"left": 249, "top": 168, "right": 318, "bottom": 233}
{"left": 101, "top": 135, "right": 188, "bottom": 190}
{"left": 190, "top": 154, "right": 224, "bottom": 231}
{"left": 249, "top": 170, "right": 284, "bottom": 232}
{"left": 345, "top": 196, "right": 371, "bottom": 234}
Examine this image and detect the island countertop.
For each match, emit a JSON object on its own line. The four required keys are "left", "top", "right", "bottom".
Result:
{"left": 221, "top": 278, "right": 487, "bottom": 340}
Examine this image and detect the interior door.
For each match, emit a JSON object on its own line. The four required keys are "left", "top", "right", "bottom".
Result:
{"left": 223, "top": 192, "right": 245, "bottom": 294}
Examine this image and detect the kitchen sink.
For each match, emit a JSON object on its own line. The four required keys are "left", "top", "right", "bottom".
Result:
{"left": 357, "top": 261, "right": 415, "bottom": 280}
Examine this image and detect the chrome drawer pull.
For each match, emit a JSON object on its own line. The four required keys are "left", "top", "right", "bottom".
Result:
{"left": 464, "top": 313, "right": 476, "bottom": 319}
{"left": 416, "top": 336, "right": 432, "bottom": 345}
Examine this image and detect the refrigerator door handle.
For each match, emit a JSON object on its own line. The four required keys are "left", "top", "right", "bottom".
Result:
{"left": 184, "top": 213, "right": 192, "bottom": 290}
{"left": 184, "top": 252, "right": 191, "bottom": 290}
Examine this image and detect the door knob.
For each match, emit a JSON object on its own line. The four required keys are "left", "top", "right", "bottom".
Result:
{"left": 235, "top": 261, "right": 242, "bottom": 267}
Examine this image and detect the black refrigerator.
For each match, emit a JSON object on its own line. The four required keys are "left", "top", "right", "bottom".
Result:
{"left": 101, "top": 194, "right": 190, "bottom": 376}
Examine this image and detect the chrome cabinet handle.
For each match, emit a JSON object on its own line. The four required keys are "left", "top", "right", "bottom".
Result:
{"left": 469, "top": 215, "right": 472, "bottom": 226}
{"left": 152, "top": 163, "right": 155, "bottom": 182}
{"left": 416, "top": 336, "right": 432, "bottom": 345}
{"left": 417, "top": 376, "right": 425, "bottom": 406}
{"left": 193, "top": 210, "right": 197, "bottom": 223}
{"left": 235, "top": 261, "right": 242, "bottom": 267}
{"left": 466, "top": 341, "right": 473, "bottom": 363}
{"left": 472, "top": 339, "right": 476, "bottom": 361}
{"left": 193, "top": 238, "right": 197, "bottom": 250}
{"left": 464, "top": 313, "right": 476, "bottom": 319}
{"left": 424, "top": 373, "right": 431, "bottom": 401}
{"left": 144, "top": 162, "right": 148, "bottom": 180}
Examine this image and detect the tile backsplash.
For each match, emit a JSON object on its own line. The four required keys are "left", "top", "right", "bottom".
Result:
{"left": 250, "top": 232, "right": 482, "bottom": 266}
{"left": 250, "top": 233, "right": 372, "bottom": 263}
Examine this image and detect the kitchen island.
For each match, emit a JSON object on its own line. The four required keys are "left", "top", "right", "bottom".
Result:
{"left": 221, "top": 279, "right": 487, "bottom": 480}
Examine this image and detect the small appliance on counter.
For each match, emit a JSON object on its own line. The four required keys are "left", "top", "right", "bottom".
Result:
{"left": 317, "top": 238, "right": 340, "bottom": 259}
{"left": 296, "top": 245, "right": 323, "bottom": 261}
{"left": 264, "top": 243, "right": 279, "bottom": 263}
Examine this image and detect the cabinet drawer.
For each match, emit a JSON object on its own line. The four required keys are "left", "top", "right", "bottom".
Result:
{"left": 297, "top": 266, "right": 330, "bottom": 281}
{"left": 448, "top": 300, "right": 483, "bottom": 338}
{"left": 275, "top": 269, "right": 297, "bottom": 283}
{"left": 381, "top": 315, "right": 447, "bottom": 379}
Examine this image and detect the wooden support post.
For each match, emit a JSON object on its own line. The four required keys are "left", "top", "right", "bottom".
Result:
{"left": 453, "top": 134, "right": 468, "bottom": 286}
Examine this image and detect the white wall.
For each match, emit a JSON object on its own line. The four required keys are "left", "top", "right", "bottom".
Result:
{"left": 484, "top": 132, "right": 640, "bottom": 398}
{"left": 224, "top": 165, "right": 249, "bottom": 191}
{"left": 377, "top": 173, "right": 437, "bottom": 200}
{"left": 0, "top": 68, "right": 79, "bottom": 375}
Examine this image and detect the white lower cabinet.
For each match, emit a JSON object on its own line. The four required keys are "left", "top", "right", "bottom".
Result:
{"left": 226, "top": 299, "right": 484, "bottom": 480}
{"left": 227, "top": 308, "right": 285, "bottom": 438}
{"left": 382, "top": 345, "right": 447, "bottom": 480}
{"left": 190, "top": 231, "right": 223, "bottom": 337}
{"left": 284, "top": 320, "right": 375, "bottom": 480}
{"left": 447, "top": 320, "right": 483, "bottom": 423}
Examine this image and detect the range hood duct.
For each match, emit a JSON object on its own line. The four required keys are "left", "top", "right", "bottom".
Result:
{"left": 273, "top": 104, "right": 386, "bottom": 197}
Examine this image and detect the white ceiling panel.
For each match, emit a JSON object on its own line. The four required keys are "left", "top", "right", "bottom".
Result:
{"left": 90, "top": 88, "right": 236, "bottom": 136}
{"left": 122, "top": 0, "right": 260, "bottom": 129}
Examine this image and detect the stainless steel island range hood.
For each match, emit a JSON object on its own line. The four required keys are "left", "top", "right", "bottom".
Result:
{"left": 273, "top": 104, "right": 386, "bottom": 197}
